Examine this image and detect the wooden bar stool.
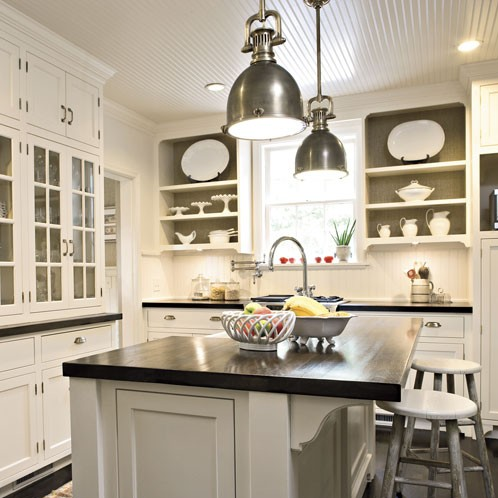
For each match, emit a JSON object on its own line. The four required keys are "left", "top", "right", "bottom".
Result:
{"left": 401, "top": 358, "right": 495, "bottom": 498}
{"left": 378, "top": 389, "right": 477, "bottom": 498}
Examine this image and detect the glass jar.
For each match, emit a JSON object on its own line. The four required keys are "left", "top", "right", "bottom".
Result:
{"left": 225, "top": 281, "right": 240, "bottom": 301}
{"left": 209, "top": 281, "right": 226, "bottom": 301}
{"left": 190, "top": 274, "right": 210, "bottom": 301}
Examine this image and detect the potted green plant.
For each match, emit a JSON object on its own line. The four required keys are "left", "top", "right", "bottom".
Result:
{"left": 330, "top": 218, "right": 356, "bottom": 261}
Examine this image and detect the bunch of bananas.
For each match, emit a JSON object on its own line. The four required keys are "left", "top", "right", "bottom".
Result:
{"left": 282, "top": 296, "right": 329, "bottom": 316}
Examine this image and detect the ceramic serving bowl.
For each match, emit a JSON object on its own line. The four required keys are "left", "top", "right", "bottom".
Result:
{"left": 395, "top": 180, "right": 434, "bottom": 202}
{"left": 291, "top": 313, "right": 356, "bottom": 346}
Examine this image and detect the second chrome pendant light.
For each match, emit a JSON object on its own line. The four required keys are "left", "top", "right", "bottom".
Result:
{"left": 295, "top": 0, "right": 348, "bottom": 179}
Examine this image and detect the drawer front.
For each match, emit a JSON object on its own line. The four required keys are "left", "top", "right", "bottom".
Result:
{"left": 147, "top": 308, "right": 226, "bottom": 331}
{"left": 42, "top": 325, "right": 112, "bottom": 362}
{"left": 420, "top": 316, "right": 464, "bottom": 338}
{"left": 0, "top": 337, "right": 35, "bottom": 372}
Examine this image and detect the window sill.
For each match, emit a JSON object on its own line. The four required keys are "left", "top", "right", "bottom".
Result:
{"left": 262, "top": 262, "right": 369, "bottom": 270}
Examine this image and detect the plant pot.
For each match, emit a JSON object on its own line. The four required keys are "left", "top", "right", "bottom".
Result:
{"left": 335, "top": 245, "right": 351, "bottom": 262}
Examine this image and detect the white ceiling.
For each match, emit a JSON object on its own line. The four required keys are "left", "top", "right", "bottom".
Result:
{"left": 5, "top": 0, "right": 498, "bottom": 124}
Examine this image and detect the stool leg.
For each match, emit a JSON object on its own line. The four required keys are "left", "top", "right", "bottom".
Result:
{"left": 397, "top": 371, "right": 424, "bottom": 496}
{"left": 381, "top": 414, "right": 405, "bottom": 498}
{"left": 428, "top": 373, "right": 443, "bottom": 498}
{"left": 447, "top": 419, "right": 468, "bottom": 498}
{"left": 466, "top": 374, "right": 496, "bottom": 498}
{"left": 447, "top": 373, "right": 456, "bottom": 394}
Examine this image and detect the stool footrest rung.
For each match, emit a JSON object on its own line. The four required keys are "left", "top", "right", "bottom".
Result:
{"left": 394, "top": 476, "right": 452, "bottom": 490}
{"left": 400, "top": 456, "right": 450, "bottom": 469}
{"left": 406, "top": 448, "right": 481, "bottom": 465}
{"left": 438, "top": 465, "right": 484, "bottom": 474}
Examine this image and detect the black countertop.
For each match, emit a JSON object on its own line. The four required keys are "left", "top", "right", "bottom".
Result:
{"left": 142, "top": 298, "right": 472, "bottom": 314}
{"left": 64, "top": 316, "right": 421, "bottom": 402}
{"left": 0, "top": 313, "right": 123, "bottom": 338}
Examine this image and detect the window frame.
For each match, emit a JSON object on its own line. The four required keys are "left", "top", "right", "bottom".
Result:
{"left": 252, "top": 118, "right": 364, "bottom": 264}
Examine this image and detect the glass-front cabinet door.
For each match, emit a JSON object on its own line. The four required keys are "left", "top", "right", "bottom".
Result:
{"left": 0, "top": 125, "right": 22, "bottom": 315}
{"left": 29, "top": 137, "right": 66, "bottom": 311}
{"left": 28, "top": 135, "right": 101, "bottom": 311}
{"left": 70, "top": 150, "right": 101, "bottom": 307}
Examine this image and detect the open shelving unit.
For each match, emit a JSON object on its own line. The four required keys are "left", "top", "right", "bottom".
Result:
{"left": 157, "top": 132, "right": 252, "bottom": 253}
{"left": 364, "top": 104, "right": 470, "bottom": 248}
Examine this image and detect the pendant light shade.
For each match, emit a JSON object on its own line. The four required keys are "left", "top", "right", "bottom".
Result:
{"left": 295, "top": 0, "right": 348, "bottom": 179}
{"left": 223, "top": 2, "right": 306, "bottom": 140}
{"left": 294, "top": 126, "right": 347, "bottom": 179}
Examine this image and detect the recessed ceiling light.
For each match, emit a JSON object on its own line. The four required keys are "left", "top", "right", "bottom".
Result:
{"left": 205, "top": 83, "right": 225, "bottom": 92}
{"left": 457, "top": 40, "right": 482, "bottom": 53}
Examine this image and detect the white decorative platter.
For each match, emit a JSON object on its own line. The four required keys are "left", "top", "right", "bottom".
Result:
{"left": 387, "top": 120, "right": 445, "bottom": 162}
{"left": 181, "top": 139, "right": 229, "bottom": 182}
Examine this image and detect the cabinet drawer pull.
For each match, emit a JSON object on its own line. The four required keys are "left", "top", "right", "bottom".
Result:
{"left": 424, "top": 321, "right": 442, "bottom": 328}
{"left": 61, "top": 104, "right": 66, "bottom": 123}
{"left": 62, "top": 239, "right": 68, "bottom": 256}
{"left": 163, "top": 315, "right": 176, "bottom": 321}
{"left": 68, "top": 239, "right": 74, "bottom": 257}
{"left": 209, "top": 316, "right": 222, "bottom": 322}
{"left": 74, "top": 336, "right": 87, "bottom": 344}
{"left": 68, "top": 107, "right": 74, "bottom": 125}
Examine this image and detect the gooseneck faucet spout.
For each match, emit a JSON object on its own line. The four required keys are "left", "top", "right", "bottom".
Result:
{"left": 268, "top": 236, "right": 310, "bottom": 296}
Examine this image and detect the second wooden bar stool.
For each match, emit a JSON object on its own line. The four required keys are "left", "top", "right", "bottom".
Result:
{"left": 401, "top": 358, "right": 495, "bottom": 498}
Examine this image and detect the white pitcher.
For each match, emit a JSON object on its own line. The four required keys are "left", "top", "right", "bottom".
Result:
{"left": 377, "top": 224, "right": 391, "bottom": 238}
{"left": 400, "top": 218, "right": 418, "bottom": 237}
{"left": 426, "top": 209, "right": 450, "bottom": 236}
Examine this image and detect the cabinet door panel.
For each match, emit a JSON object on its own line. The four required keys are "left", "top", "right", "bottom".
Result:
{"left": 42, "top": 366, "right": 71, "bottom": 459}
{"left": 481, "top": 239, "right": 498, "bottom": 421}
{"left": 26, "top": 53, "right": 65, "bottom": 136}
{"left": 117, "top": 390, "right": 235, "bottom": 498}
{"left": 0, "top": 37, "right": 20, "bottom": 120}
{"left": 0, "top": 125, "right": 23, "bottom": 315}
{"left": 480, "top": 84, "right": 498, "bottom": 147}
{"left": 0, "top": 373, "right": 38, "bottom": 483}
{"left": 66, "top": 74, "right": 99, "bottom": 147}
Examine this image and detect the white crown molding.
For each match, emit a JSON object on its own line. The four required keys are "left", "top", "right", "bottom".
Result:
{"left": 104, "top": 99, "right": 156, "bottom": 135}
{"left": 0, "top": 0, "right": 115, "bottom": 83}
{"left": 155, "top": 113, "right": 225, "bottom": 140}
{"left": 459, "top": 59, "right": 498, "bottom": 91}
{"left": 333, "top": 81, "right": 467, "bottom": 119}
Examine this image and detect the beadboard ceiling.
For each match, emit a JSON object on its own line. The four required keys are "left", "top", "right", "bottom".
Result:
{"left": 5, "top": 0, "right": 498, "bottom": 124}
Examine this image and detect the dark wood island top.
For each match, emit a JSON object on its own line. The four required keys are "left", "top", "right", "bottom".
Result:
{"left": 63, "top": 316, "right": 421, "bottom": 402}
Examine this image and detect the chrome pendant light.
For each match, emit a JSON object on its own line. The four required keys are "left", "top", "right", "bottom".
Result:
{"left": 223, "top": 0, "right": 306, "bottom": 140}
{"left": 294, "top": 0, "right": 348, "bottom": 179}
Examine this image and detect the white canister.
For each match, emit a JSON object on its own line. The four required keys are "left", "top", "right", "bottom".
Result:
{"left": 377, "top": 224, "right": 391, "bottom": 238}
{"left": 400, "top": 218, "right": 418, "bottom": 237}
{"left": 410, "top": 279, "right": 434, "bottom": 303}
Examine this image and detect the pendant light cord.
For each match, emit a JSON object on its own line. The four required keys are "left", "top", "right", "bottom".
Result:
{"left": 315, "top": 5, "right": 322, "bottom": 102}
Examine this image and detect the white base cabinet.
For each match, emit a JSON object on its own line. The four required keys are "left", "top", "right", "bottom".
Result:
{"left": 0, "top": 323, "right": 116, "bottom": 491}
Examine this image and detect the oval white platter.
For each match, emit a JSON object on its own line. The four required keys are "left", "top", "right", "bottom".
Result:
{"left": 181, "top": 139, "right": 229, "bottom": 182}
{"left": 387, "top": 120, "right": 445, "bottom": 162}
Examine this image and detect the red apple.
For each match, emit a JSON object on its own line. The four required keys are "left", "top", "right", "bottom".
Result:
{"left": 315, "top": 256, "right": 322, "bottom": 263}
{"left": 279, "top": 257, "right": 288, "bottom": 264}
{"left": 252, "top": 306, "right": 272, "bottom": 315}
{"left": 289, "top": 257, "right": 295, "bottom": 263}
{"left": 324, "top": 255, "right": 334, "bottom": 263}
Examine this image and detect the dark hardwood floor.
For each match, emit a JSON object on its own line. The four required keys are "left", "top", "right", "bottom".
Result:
{"left": 5, "top": 465, "right": 71, "bottom": 498}
{"left": 7, "top": 427, "right": 498, "bottom": 498}
{"left": 363, "top": 426, "right": 498, "bottom": 497}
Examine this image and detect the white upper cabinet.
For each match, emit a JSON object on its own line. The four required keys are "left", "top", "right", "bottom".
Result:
{"left": 0, "top": 37, "right": 20, "bottom": 120}
{"left": 26, "top": 53, "right": 100, "bottom": 148}
{"left": 480, "top": 83, "right": 498, "bottom": 147}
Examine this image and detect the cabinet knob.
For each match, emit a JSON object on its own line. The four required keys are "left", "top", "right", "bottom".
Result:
{"left": 74, "top": 336, "right": 87, "bottom": 344}
{"left": 424, "top": 321, "right": 442, "bottom": 328}
{"left": 163, "top": 315, "right": 176, "bottom": 321}
{"left": 209, "top": 316, "right": 222, "bottom": 322}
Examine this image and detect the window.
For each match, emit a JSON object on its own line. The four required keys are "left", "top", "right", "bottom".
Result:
{"left": 253, "top": 119, "right": 362, "bottom": 263}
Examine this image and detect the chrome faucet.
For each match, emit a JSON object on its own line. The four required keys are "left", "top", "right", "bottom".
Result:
{"left": 268, "top": 236, "right": 313, "bottom": 297}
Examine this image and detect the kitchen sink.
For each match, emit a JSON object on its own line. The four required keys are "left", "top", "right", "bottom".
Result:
{"left": 251, "top": 295, "right": 347, "bottom": 307}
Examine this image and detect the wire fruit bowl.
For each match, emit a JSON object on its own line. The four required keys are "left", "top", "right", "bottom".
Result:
{"left": 221, "top": 311, "right": 296, "bottom": 351}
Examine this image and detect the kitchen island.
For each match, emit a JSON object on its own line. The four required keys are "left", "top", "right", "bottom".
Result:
{"left": 63, "top": 316, "right": 421, "bottom": 498}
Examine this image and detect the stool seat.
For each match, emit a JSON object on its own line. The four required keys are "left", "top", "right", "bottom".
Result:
{"left": 412, "top": 357, "right": 481, "bottom": 375}
{"left": 378, "top": 389, "right": 477, "bottom": 420}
